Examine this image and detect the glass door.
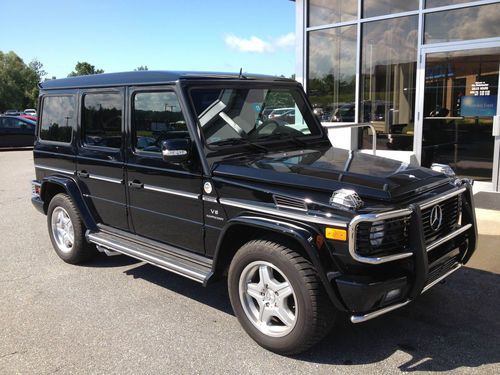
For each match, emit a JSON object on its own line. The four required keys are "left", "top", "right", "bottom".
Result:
{"left": 418, "top": 47, "right": 500, "bottom": 184}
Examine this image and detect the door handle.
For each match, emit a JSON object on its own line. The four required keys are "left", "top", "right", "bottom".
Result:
{"left": 77, "top": 170, "right": 89, "bottom": 178}
{"left": 128, "top": 180, "right": 144, "bottom": 189}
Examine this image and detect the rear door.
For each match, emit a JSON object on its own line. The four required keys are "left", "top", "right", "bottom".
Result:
{"left": 0, "top": 117, "right": 34, "bottom": 147}
{"left": 125, "top": 87, "right": 205, "bottom": 254}
{"left": 76, "top": 89, "right": 128, "bottom": 231}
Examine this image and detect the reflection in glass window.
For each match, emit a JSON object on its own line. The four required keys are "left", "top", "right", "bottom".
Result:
{"left": 308, "top": 0, "right": 357, "bottom": 27}
{"left": 133, "top": 91, "right": 187, "bottom": 153}
{"left": 425, "top": 0, "right": 472, "bottom": 8}
{"left": 82, "top": 93, "right": 122, "bottom": 148}
{"left": 190, "top": 88, "right": 318, "bottom": 146}
{"left": 40, "top": 96, "right": 75, "bottom": 143}
{"left": 363, "top": 0, "right": 418, "bottom": 18}
{"left": 360, "top": 16, "right": 418, "bottom": 151}
{"left": 424, "top": 4, "right": 500, "bottom": 44}
{"left": 307, "top": 25, "right": 357, "bottom": 122}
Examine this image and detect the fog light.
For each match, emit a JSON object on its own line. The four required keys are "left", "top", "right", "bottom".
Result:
{"left": 384, "top": 288, "right": 402, "bottom": 302}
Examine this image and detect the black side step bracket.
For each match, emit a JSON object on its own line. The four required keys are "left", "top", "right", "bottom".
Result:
{"left": 86, "top": 229, "right": 213, "bottom": 285}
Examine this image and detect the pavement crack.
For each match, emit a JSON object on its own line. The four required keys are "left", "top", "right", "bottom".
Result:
{"left": 0, "top": 350, "right": 27, "bottom": 359}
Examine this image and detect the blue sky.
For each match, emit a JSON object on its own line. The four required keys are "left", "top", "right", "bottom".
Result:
{"left": 1, "top": 0, "right": 296, "bottom": 79}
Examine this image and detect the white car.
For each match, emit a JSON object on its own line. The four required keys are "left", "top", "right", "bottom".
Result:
{"left": 24, "top": 109, "right": 37, "bottom": 116}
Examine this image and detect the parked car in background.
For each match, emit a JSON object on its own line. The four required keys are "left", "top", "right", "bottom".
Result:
{"left": 24, "top": 109, "right": 37, "bottom": 116}
{"left": 0, "top": 116, "right": 36, "bottom": 148}
{"left": 3, "top": 109, "right": 21, "bottom": 116}
{"left": 20, "top": 114, "right": 38, "bottom": 122}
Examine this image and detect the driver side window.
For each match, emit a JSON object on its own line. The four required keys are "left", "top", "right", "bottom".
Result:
{"left": 132, "top": 91, "right": 188, "bottom": 154}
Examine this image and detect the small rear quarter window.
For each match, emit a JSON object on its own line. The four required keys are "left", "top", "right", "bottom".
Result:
{"left": 40, "top": 96, "right": 75, "bottom": 143}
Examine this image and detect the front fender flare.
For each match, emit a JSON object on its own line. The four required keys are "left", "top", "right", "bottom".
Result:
{"left": 213, "top": 215, "right": 346, "bottom": 311}
{"left": 40, "top": 175, "right": 98, "bottom": 231}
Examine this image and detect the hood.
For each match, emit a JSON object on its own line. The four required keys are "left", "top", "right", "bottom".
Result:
{"left": 212, "top": 147, "right": 450, "bottom": 201}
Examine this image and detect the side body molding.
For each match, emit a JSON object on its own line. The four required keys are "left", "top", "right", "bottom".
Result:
{"left": 213, "top": 215, "right": 346, "bottom": 311}
{"left": 40, "top": 175, "right": 98, "bottom": 231}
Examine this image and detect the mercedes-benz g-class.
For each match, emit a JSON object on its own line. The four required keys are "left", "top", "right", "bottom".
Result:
{"left": 31, "top": 71, "right": 477, "bottom": 354}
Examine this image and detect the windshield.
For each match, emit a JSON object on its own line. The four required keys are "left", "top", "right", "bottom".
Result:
{"left": 189, "top": 87, "right": 321, "bottom": 146}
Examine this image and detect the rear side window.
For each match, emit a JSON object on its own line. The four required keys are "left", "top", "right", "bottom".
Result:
{"left": 40, "top": 96, "right": 75, "bottom": 143}
{"left": 132, "top": 91, "right": 187, "bottom": 153}
{"left": 82, "top": 92, "right": 123, "bottom": 148}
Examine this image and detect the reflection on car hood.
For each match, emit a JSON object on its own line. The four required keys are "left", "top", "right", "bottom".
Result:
{"left": 213, "top": 147, "right": 450, "bottom": 201}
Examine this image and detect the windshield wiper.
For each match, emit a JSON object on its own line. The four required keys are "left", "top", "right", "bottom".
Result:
{"left": 210, "top": 138, "right": 269, "bottom": 152}
{"left": 255, "top": 133, "right": 308, "bottom": 147}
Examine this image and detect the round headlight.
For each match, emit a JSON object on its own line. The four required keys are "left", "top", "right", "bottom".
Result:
{"left": 370, "top": 220, "right": 385, "bottom": 247}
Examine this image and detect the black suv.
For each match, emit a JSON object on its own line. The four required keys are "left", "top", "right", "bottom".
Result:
{"left": 31, "top": 71, "right": 477, "bottom": 354}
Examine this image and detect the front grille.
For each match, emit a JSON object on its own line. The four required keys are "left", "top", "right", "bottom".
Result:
{"left": 356, "top": 215, "right": 411, "bottom": 257}
{"left": 426, "top": 256, "right": 459, "bottom": 286}
{"left": 421, "top": 195, "right": 461, "bottom": 245}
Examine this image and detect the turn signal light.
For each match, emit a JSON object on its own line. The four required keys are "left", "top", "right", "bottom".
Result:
{"left": 325, "top": 228, "right": 347, "bottom": 241}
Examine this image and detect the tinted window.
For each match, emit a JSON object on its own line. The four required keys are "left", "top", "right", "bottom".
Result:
{"left": 40, "top": 96, "right": 75, "bottom": 143}
{"left": 308, "top": 0, "right": 357, "bottom": 27}
{"left": 363, "top": 0, "right": 418, "bottom": 18}
{"left": 82, "top": 93, "right": 122, "bottom": 148}
{"left": 133, "top": 91, "right": 187, "bottom": 153}
{"left": 424, "top": 4, "right": 500, "bottom": 44}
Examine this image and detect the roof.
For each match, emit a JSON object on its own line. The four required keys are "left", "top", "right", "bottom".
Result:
{"left": 39, "top": 70, "right": 295, "bottom": 90}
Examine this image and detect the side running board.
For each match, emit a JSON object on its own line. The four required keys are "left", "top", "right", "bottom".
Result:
{"left": 86, "top": 230, "right": 213, "bottom": 285}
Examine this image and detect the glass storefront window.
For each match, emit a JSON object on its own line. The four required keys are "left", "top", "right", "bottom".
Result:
{"left": 363, "top": 0, "right": 418, "bottom": 18}
{"left": 307, "top": 25, "right": 357, "bottom": 122}
{"left": 359, "top": 16, "right": 418, "bottom": 151}
{"left": 422, "top": 48, "right": 499, "bottom": 180}
{"left": 424, "top": 3, "right": 500, "bottom": 44}
{"left": 425, "top": 0, "right": 474, "bottom": 8}
{"left": 308, "top": 0, "right": 357, "bottom": 27}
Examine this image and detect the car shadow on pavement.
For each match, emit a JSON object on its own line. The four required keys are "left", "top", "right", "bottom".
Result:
{"left": 84, "top": 252, "right": 142, "bottom": 268}
{"left": 104, "top": 257, "right": 500, "bottom": 371}
{"left": 124, "top": 262, "right": 233, "bottom": 315}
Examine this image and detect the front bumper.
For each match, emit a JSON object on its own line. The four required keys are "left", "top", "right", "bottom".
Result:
{"left": 330, "top": 182, "right": 477, "bottom": 323}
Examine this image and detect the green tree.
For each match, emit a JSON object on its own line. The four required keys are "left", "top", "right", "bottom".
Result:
{"left": 68, "top": 61, "right": 104, "bottom": 77}
{"left": 0, "top": 51, "right": 44, "bottom": 112}
{"left": 134, "top": 65, "right": 148, "bottom": 71}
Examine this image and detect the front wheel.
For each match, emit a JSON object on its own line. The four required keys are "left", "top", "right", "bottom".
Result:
{"left": 228, "top": 240, "right": 335, "bottom": 354}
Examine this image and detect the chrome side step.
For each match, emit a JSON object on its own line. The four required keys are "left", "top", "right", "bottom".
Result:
{"left": 86, "top": 230, "right": 213, "bottom": 285}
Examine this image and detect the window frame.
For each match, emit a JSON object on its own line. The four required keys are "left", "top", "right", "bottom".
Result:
{"left": 80, "top": 89, "right": 124, "bottom": 152}
{"left": 38, "top": 93, "right": 76, "bottom": 145}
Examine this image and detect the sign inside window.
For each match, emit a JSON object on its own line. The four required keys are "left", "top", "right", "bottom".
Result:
{"left": 460, "top": 95, "right": 497, "bottom": 117}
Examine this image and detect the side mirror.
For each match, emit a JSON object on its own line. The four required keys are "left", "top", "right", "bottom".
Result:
{"left": 161, "top": 138, "right": 191, "bottom": 163}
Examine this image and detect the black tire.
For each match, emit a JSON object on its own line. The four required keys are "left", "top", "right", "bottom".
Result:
{"left": 47, "top": 193, "right": 97, "bottom": 264}
{"left": 228, "top": 240, "right": 335, "bottom": 355}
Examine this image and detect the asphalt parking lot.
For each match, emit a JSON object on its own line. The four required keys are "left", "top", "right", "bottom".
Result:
{"left": 1, "top": 150, "right": 499, "bottom": 374}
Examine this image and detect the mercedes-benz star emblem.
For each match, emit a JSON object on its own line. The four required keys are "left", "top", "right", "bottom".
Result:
{"left": 430, "top": 204, "right": 443, "bottom": 231}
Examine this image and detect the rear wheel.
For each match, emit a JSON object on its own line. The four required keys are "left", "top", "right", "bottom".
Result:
{"left": 47, "top": 193, "right": 97, "bottom": 264}
{"left": 228, "top": 240, "right": 335, "bottom": 354}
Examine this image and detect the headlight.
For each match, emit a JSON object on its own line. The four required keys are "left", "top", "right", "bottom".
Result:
{"left": 370, "top": 220, "right": 385, "bottom": 247}
{"left": 431, "top": 163, "right": 456, "bottom": 177}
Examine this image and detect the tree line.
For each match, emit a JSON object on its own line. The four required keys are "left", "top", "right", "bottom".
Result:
{"left": 0, "top": 50, "right": 148, "bottom": 112}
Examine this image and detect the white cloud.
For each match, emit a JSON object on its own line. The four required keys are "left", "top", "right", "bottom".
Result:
{"left": 224, "top": 33, "right": 295, "bottom": 53}
{"left": 275, "top": 32, "right": 296, "bottom": 48}
{"left": 224, "top": 34, "right": 273, "bottom": 53}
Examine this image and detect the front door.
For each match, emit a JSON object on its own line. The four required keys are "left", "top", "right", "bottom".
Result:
{"left": 125, "top": 88, "right": 205, "bottom": 254}
{"left": 418, "top": 46, "right": 500, "bottom": 185}
{"left": 76, "top": 89, "right": 128, "bottom": 231}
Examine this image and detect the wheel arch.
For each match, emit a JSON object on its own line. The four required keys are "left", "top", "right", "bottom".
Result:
{"left": 212, "top": 215, "right": 345, "bottom": 311}
{"left": 41, "top": 175, "right": 98, "bottom": 231}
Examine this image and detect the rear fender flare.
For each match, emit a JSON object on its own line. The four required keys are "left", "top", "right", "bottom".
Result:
{"left": 40, "top": 175, "right": 97, "bottom": 231}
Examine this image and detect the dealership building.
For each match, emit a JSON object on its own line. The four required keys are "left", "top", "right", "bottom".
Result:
{"left": 292, "top": 0, "right": 500, "bottom": 191}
